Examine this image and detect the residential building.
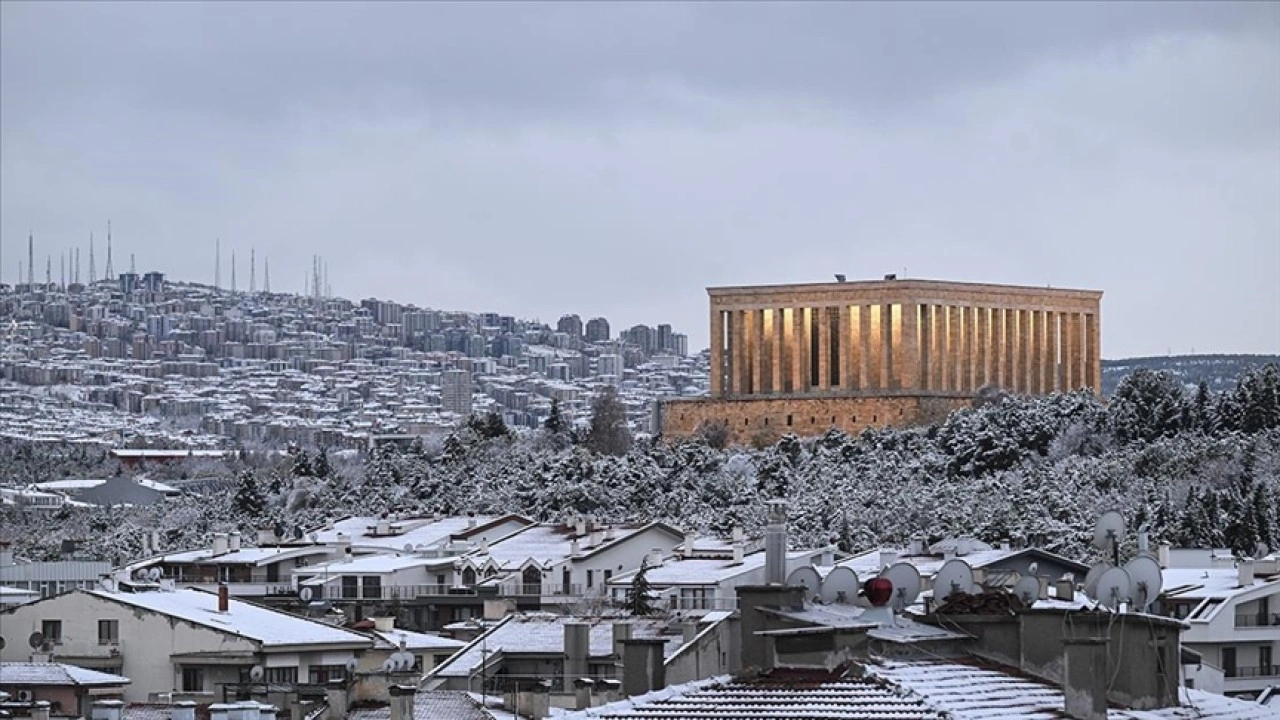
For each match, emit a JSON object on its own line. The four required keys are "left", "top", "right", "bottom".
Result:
{"left": 440, "top": 369, "right": 472, "bottom": 417}
{"left": 0, "top": 662, "right": 130, "bottom": 718}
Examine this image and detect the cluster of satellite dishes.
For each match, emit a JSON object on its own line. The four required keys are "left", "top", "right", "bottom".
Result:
{"left": 131, "top": 567, "right": 164, "bottom": 583}
{"left": 787, "top": 560, "right": 923, "bottom": 611}
{"left": 1082, "top": 511, "right": 1164, "bottom": 612}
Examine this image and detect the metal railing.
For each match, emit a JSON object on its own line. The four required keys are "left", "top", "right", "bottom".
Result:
{"left": 668, "top": 596, "right": 739, "bottom": 611}
{"left": 1226, "top": 665, "right": 1280, "bottom": 679}
{"left": 1234, "top": 613, "right": 1280, "bottom": 628}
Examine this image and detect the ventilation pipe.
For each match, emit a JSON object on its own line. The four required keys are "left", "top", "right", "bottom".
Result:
{"left": 1157, "top": 544, "right": 1171, "bottom": 569}
{"left": 731, "top": 526, "right": 744, "bottom": 543}
{"left": 589, "top": 529, "right": 604, "bottom": 548}
{"left": 218, "top": 584, "right": 230, "bottom": 613}
{"left": 764, "top": 500, "right": 787, "bottom": 585}
{"left": 1239, "top": 559, "right": 1256, "bottom": 588}
{"left": 212, "top": 533, "right": 229, "bottom": 556}
{"left": 229, "top": 532, "right": 242, "bottom": 552}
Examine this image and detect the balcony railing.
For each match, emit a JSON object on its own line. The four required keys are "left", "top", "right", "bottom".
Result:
{"left": 668, "top": 596, "right": 739, "bottom": 611}
{"left": 1234, "top": 613, "right": 1280, "bottom": 628}
{"left": 1226, "top": 665, "right": 1280, "bottom": 679}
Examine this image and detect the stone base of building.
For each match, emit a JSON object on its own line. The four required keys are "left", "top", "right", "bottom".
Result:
{"left": 661, "top": 393, "right": 974, "bottom": 446}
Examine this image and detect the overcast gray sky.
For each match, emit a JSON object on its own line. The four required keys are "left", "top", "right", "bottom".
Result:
{"left": 2, "top": 2, "right": 1277, "bottom": 357}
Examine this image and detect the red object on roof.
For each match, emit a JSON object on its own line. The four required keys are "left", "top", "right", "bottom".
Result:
{"left": 864, "top": 577, "right": 893, "bottom": 607}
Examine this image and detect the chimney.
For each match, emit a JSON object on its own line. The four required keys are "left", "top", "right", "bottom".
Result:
{"left": 31, "top": 702, "right": 50, "bottom": 720}
{"left": 0, "top": 541, "right": 13, "bottom": 567}
{"left": 1137, "top": 531, "right": 1150, "bottom": 553}
{"left": 589, "top": 529, "right": 604, "bottom": 548}
{"left": 151, "top": 531, "right": 161, "bottom": 553}
{"left": 91, "top": 701, "right": 125, "bottom": 720}
{"left": 570, "top": 538, "right": 581, "bottom": 557}
{"left": 1055, "top": 577, "right": 1075, "bottom": 602}
{"left": 1157, "top": 544, "right": 1171, "bottom": 569}
{"left": 257, "top": 528, "right": 276, "bottom": 546}
{"left": 621, "top": 638, "right": 667, "bottom": 696}
{"left": 604, "top": 526, "right": 617, "bottom": 541}
{"left": 682, "top": 529, "right": 697, "bottom": 558}
{"left": 646, "top": 548, "right": 664, "bottom": 568}
{"left": 212, "top": 533, "right": 229, "bottom": 556}
{"left": 375, "top": 519, "right": 390, "bottom": 536}
{"left": 388, "top": 685, "right": 415, "bottom": 720}
{"left": 170, "top": 702, "right": 197, "bottom": 720}
{"left": 764, "top": 500, "right": 787, "bottom": 585}
{"left": 256, "top": 705, "right": 277, "bottom": 720}
{"left": 1063, "top": 638, "right": 1108, "bottom": 720}
{"left": 612, "top": 621, "right": 633, "bottom": 660}
{"left": 732, "top": 543, "right": 744, "bottom": 565}
{"left": 956, "top": 539, "right": 972, "bottom": 556}
{"left": 1037, "top": 576, "right": 1050, "bottom": 600}
{"left": 564, "top": 622, "right": 590, "bottom": 690}
{"left": 324, "top": 517, "right": 335, "bottom": 530}
{"left": 373, "top": 616, "right": 395, "bottom": 632}
{"left": 467, "top": 515, "right": 477, "bottom": 529}
{"left": 879, "top": 549, "right": 897, "bottom": 570}
{"left": 324, "top": 682, "right": 348, "bottom": 720}
{"left": 480, "top": 538, "right": 490, "bottom": 553}
{"left": 820, "top": 546, "right": 835, "bottom": 567}
{"left": 575, "top": 516, "right": 587, "bottom": 536}
{"left": 229, "top": 532, "right": 242, "bottom": 552}
{"left": 731, "top": 526, "right": 744, "bottom": 543}
{"left": 218, "top": 584, "right": 230, "bottom": 613}
{"left": 1239, "top": 559, "right": 1256, "bottom": 587}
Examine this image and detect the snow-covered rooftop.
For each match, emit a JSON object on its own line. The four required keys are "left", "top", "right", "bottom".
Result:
{"left": 86, "top": 588, "right": 372, "bottom": 648}
{"left": 310, "top": 515, "right": 522, "bottom": 552}
{"left": 371, "top": 628, "right": 467, "bottom": 652}
{"left": 471, "top": 522, "right": 676, "bottom": 570}
{"left": 0, "top": 662, "right": 131, "bottom": 687}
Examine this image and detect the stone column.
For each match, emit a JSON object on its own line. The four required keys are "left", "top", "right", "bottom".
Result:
{"left": 930, "top": 305, "right": 945, "bottom": 391}
{"left": 863, "top": 305, "right": 881, "bottom": 391}
{"left": 1032, "top": 309, "right": 1046, "bottom": 395}
{"left": 817, "top": 306, "right": 832, "bottom": 391}
{"left": 991, "top": 308, "right": 1005, "bottom": 390}
{"left": 747, "top": 309, "right": 761, "bottom": 395}
{"left": 1004, "top": 308, "right": 1019, "bottom": 392}
{"left": 881, "top": 304, "right": 895, "bottom": 390}
{"left": 1017, "top": 309, "right": 1031, "bottom": 394}
{"left": 770, "top": 308, "right": 783, "bottom": 394}
{"left": 962, "top": 306, "right": 976, "bottom": 393}
{"left": 709, "top": 308, "right": 724, "bottom": 397}
{"left": 1045, "top": 311, "right": 1060, "bottom": 392}
{"left": 919, "top": 304, "right": 933, "bottom": 390}
{"left": 976, "top": 307, "right": 990, "bottom": 389}
{"left": 1063, "top": 312, "right": 1081, "bottom": 390}
{"left": 1085, "top": 312, "right": 1100, "bottom": 395}
{"left": 856, "top": 305, "right": 870, "bottom": 390}
{"left": 948, "top": 305, "right": 962, "bottom": 392}
{"left": 730, "top": 310, "right": 745, "bottom": 395}
{"left": 838, "top": 305, "right": 853, "bottom": 392}
{"left": 791, "top": 307, "right": 806, "bottom": 393}
{"left": 901, "top": 302, "right": 919, "bottom": 390}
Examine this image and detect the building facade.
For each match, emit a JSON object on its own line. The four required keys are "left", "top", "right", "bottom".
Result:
{"left": 664, "top": 277, "right": 1102, "bottom": 441}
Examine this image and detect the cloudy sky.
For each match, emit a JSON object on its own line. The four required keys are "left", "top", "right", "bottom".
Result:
{"left": 2, "top": 2, "right": 1277, "bottom": 357}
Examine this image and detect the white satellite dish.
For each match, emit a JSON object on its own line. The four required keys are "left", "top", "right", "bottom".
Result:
{"left": 787, "top": 566, "right": 823, "bottom": 600}
{"left": 1012, "top": 576, "right": 1040, "bottom": 605}
{"left": 1124, "top": 555, "right": 1164, "bottom": 610}
{"left": 1093, "top": 511, "right": 1126, "bottom": 551}
{"left": 100, "top": 577, "right": 117, "bottom": 593}
{"left": 403, "top": 543, "right": 414, "bottom": 554}
{"left": 149, "top": 567, "right": 163, "bottom": 581}
{"left": 299, "top": 586, "right": 314, "bottom": 603}
{"left": 1083, "top": 563, "right": 1110, "bottom": 599}
{"left": 1093, "top": 566, "right": 1132, "bottom": 611}
{"left": 820, "top": 566, "right": 859, "bottom": 605}
{"left": 381, "top": 658, "right": 396, "bottom": 673}
{"left": 879, "top": 562, "right": 922, "bottom": 611}
{"left": 249, "top": 666, "right": 265, "bottom": 681}
{"left": 345, "top": 658, "right": 358, "bottom": 674}
{"left": 934, "top": 559, "right": 977, "bottom": 601}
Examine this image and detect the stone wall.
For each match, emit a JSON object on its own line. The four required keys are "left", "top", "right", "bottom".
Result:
{"left": 662, "top": 393, "right": 972, "bottom": 445}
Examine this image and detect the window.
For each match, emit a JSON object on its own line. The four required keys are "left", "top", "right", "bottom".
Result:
{"left": 181, "top": 667, "right": 204, "bottom": 692}
{"left": 603, "top": 570, "right": 613, "bottom": 583}
{"left": 341, "top": 575, "right": 359, "bottom": 599}
{"left": 1261, "top": 645, "right": 1273, "bottom": 675}
{"left": 361, "top": 576, "right": 382, "bottom": 600}
{"left": 786, "top": 415, "right": 792, "bottom": 426}
{"left": 40, "top": 620, "right": 62, "bottom": 645}
{"left": 265, "top": 667, "right": 298, "bottom": 684}
{"left": 266, "top": 563, "right": 280, "bottom": 583}
{"left": 309, "top": 665, "right": 348, "bottom": 684}
{"left": 98, "top": 619, "right": 119, "bottom": 644}
{"left": 1222, "top": 647, "right": 1237, "bottom": 678}
{"left": 586, "top": 570, "right": 594, "bottom": 588}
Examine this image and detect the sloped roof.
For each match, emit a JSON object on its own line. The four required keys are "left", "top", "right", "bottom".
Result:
{"left": 347, "top": 692, "right": 493, "bottom": 720}
{"left": 0, "top": 662, "right": 130, "bottom": 687}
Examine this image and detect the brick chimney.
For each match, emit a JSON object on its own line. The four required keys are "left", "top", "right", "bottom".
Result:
{"left": 218, "top": 584, "right": 230, "bottom": 613}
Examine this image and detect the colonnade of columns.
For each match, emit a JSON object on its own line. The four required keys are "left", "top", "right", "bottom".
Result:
{"left": 709, "top": 302, "right": 1100, "bottom": 397}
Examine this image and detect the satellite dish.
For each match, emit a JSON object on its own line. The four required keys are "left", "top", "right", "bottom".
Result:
{"left": 381, "top": 658, "right": 396, "bottom": 673}
{"left": 933, "top": 559, "right": 977, "bottom": 601}
{"left": 820, "top": 566, "right": 859, "bottom": 605}
{"left": 293, "top": 526, "right": 304, "bottom": 540}
{"left": 786, "top": 566, "right": 823, "bottom": 600}
{"left": 299, "top": 587, "right": 314, "bottom": 603}
{"left": 1094, "top": 566, "right": 1133, "bottom": 611}
{"left": 0, "top": 635, "right": 6, "bottom": 650}
{"left": 273, "top": 522, "right": 285, "bottom": 539}
{"left": 100, "top": 577, "right": 117, "bottom": 593}
{"left": 1124, "top": 555, "right": 1164, "bottom": 610}
{"left": 149, "top": 567, "right": 163, "bottom": 581}
{"left": 249, "top": 666, "right": 265, "bottom": 681}
{"left": 1083, "top": 563, "right": 1110, "bottom": 599}
{"left": 879, "top": 562, "right": 922, "bottom": 611}
{"left": 28, "top": 631, "right": 44, "bottom": 649}
{"left": 345, "top": 658, "right": 358, "bottom": 673}
{"left": 1093, "top": 511, "right": 1126, "bottom": 551}
{"left": 1013, "top": 576, "right": 1041, "bottom": 605}
{"left": 403, "top": 543, "right": 414, "bottom": 554}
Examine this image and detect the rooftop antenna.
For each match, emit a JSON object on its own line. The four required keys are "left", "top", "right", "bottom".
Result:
{"left": 1093, "top": 511, "right": 1125, "bottom": 567}
{"left": 45, "top": 254, "right": 51, "bottom": 288}
{"left": 75, "top": 247, "right": 80, "bottom": 285}
{"left": 1124, "top": 555, "right": 1163, "bottom": 611}
{"left": 250, "top": 247, "right": 256, "bottom": 293}
{"left": 60, "top": 252, "right": 66, "bottom": 290}
{"left": 215, "top": 238, "right": 221, "bottom": 290}
{"left": 27, "top": 231, "right": 34, "bottom": 290}
{"left": 933, "top": 558, "right": 977, "bottom": 603}
{"left": 130, "top": 253, "right": 135, "bottom": 275}
{"left": 104, "top": 220, "right": 114, "bottom": 280}
{"left": 231, "top": 250, "right": 237, "bottom": 293}
{"left": 820, "top": 566, "right": 859, "bottom": 604}
{"left": 263, "top": 256, "right": 270, "bottom": 293}
{"left": 89, "top": 232, "right": 96, "bottom": 285}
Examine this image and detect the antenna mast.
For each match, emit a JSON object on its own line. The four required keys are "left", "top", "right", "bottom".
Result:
{"left": 27, "top": 231, "right": 34, "bottom": 290}
{"left": 215, "top": 238, "right": 221, "bottom": 290}
{"left": 75, "top": 247, "right": 81, "bottom": 285}
{"left": 45, "top": 254, "right": 51, "bottom": 288}
{"left": 104, "top": 220, "right": 114, "bottom": 280}
{"left": 89, "top": 233, "right": 96, "bottom": 285}
{"left": 61, "top": 253, "right": 66, "bottom": 290}
{"left": 263, "top": 256, "right": 270, "bottom": 293}
{"left": 231, "top": 251, "right": 237, "bottom": 293}
{"left": 250, "top": 247, "right": 256, "bottom": 293}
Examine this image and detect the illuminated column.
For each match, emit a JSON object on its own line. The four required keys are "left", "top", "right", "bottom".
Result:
{"left": 794, "top": 307, "right": 809, "bottom": 392}
{"left": 919, "top": 304, "right": 933, "bottom": 390}
{"left": 1030, "top": 310, "right": 1045, "bottom": 394}
{"left": 930, "top": 305, "right": 945, "bottom": 391}
{"left": 839, "top": 305, "right": 853, "bottom": 391}
{"left": 952, "top": 303, "right": 962, "bottom": 392}
{"left": 787, "top": 308, "right": 801, "bottom": 393}
{"left": 959, "top": 306, "right": 973, "bottom": 393}
{"left": 818, "top": 306, "right": 832, "bottom": 391}
{"left": 864, "top": 305, "right": 881, "bottom": 391}
{"left": 1015, "top": 309, "right": 1029, "bottom": 394}
{"left": 709, "top": 308, "right": 725, "bottom": 397}
{"left": 901, "top": 302, "right": 919, "bottom": 390}
{"left": 975, "top": 307, "right": 990, "bottom": 389}
{"left": 1085, "top": 312, "right": 1100, "bottom": 394}
{"left": 1003, "top": 308, "right": 1018, "bottom": 392}
{"left": 1045, "top": 311, "right": 1060, "bottom": 392}
{"left": 991, "top": 308, "right": 1005, "bottom": 390}
{"left": 881, "top": 304, "right": 894, "bottom": 390}
{"left": 728, "top": 310, "right": 743, "bottom": 395}
{"left": 1063, "top": 312, "right": 1080, "bottom": 390}
{"left": 746, "top": 309, "right": 760, "bottom": 395}
{"left": 770, "top": 308, "right": 783, "bottom": 394}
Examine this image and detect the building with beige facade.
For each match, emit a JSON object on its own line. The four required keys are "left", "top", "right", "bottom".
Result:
{"left": 663, "top": 277, "right": 1102, "bottom": 442}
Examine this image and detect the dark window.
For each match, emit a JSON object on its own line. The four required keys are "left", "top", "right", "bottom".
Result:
{"left": 1222, "top": 647, "right": 1237, "bottom": 678}
{"left": 586, "top": 570, "right": 594, "bottom": 588}
{"left": 462, "top": 567, "right": 477, "bottom": 586}
{"left": 40, "top": 620, "right": 62, "bottom": 644}
{"left": 361, "top": 576, "right": 382, "bottom": 600}
{"left": 1261, "top": 645, "right": 1273, "bottom": 674}
{"left": 811, "top": 417, "right": 816, "bottom": 424}
{"left": 744, "top": 418, "right": 749, "bottom": 426}
{"left": 309, "top": 665, "right": 348, "bottom": 684}
{"left": 266, "top": 563, "right": 280, "bottom": 583}
{"left": 764, "top": 418, "right": 769, "bottom": 426}
{"left": 786, "top": 415, "right": 792, "bottom": 426}
{"left": 341, "top": 575, "right": 359, "bottom": 599}
{"left": 181, "top": 667, "right": 204, "bottom": 692}
{"left": 603, "top": 570, "right": 613, "bottom": 583}
{"left": 98, "top": 619, "right": 119, "bottom": 644}
{"left": 265, "top": 667, "right": 298, "bottom": 684}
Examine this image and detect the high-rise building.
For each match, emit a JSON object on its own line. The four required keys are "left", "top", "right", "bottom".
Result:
{"left": 657, "top": 323, "right": 673, "bottom": 352}
{"left": 441, "top": 369, "right": 473, "bottom": 417}
{"left": 557, "top": 314, "right": 583, "bottom": 338}
{"left": 585, "top": 317, "right": 610, "bottom": 343}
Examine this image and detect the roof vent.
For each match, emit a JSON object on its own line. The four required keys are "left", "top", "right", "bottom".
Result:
{"left": 884, "top": 273, "right": 897, "bottom": 280}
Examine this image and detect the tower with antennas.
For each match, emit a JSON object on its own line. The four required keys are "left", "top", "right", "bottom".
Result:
{"left": 215, "top": 238, "right": 221, "bottom": 291}
{"left": 231, "top": 251, "right": 237, "bottom": 293}
{"left": 104, "top": 221, "right": 114, "bottom": 280}
{"left": 250, "top": 248, "right": 256, "bottom": 293}
{"left": 263, "top": 256, "right": 270, "bottom": 293}
{"left": 89, "top": 233, "right": 96, "bottom": 285}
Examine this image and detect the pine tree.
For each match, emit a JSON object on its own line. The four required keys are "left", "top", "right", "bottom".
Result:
{"left": 291, "top": 449, "right": 312, "bottom": 477}
{"left": 586, "top": 386, "right": 632, "bottom": 456}
{"left": 312, "top": 448, "right": 331, "bottom": 479}
{"left": 544, "top": 398, "right": 565, "bottom": 434}
{"left": 232, "top": 471, "right": 265, "bottom": 518}
{"left": 627, "top": 558, "right": 655, "bottom": 616}
{"left": 481, "top": 411, "right": 510, "bottom": 440}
